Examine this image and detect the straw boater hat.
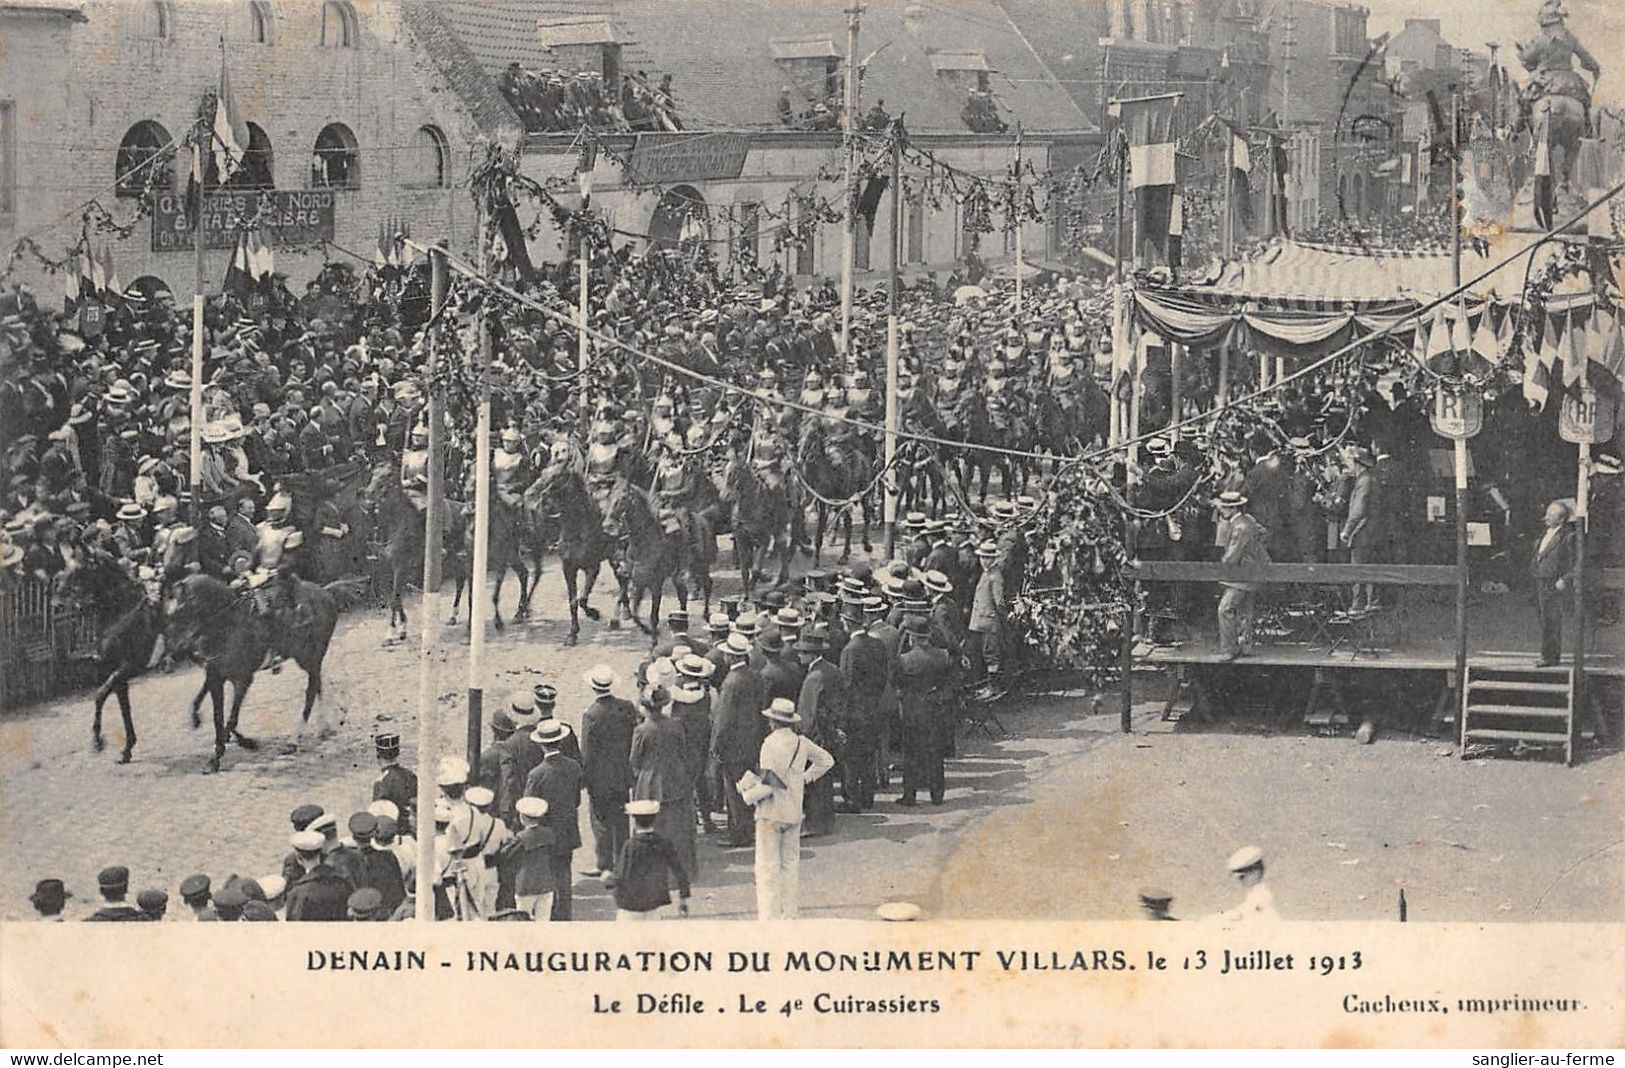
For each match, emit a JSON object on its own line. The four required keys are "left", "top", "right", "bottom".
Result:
{"left": 761, "top": 697, "right": 801, "bottom": 725}
{"left": 1213, "top": 490, "right": 1248, "bottom": 510}
{"left": 532, "top": 719, "right": 571, "bottom": 746}
{"left": 922, "top": 570, "right": 953, "bottom": 596}
{"left": 974, "top": 538, "right": 1000, "bottom": 559}
{"left": 508, "top": 690, "right": 541, "bottom": 729}
{"left": 584, "top": 664, "right": 616, "bottom": 694}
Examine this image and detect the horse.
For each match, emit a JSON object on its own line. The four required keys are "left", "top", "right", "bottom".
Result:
{"left": 54, "top": 552, "right": 161, "bottom": 764}
{"left": 1523, "top": 90, "right": 1589, "bottom": 229}
{"left": 164, "top": 572, "right": 357, "bottom": 773}
{"left": 523, "top": 461, "right": 613, "bottom": 645}
{"left": 984, "top": 390, "right": 1036, "bottom": 499}
{"left": 600, "top": 476, "right": 692, "bottom": 638}
{"left": 896, "top": 392, "right": 951, "bottom": 518}
{"left": 447, "top": 492, "right": 545, "bottom": 633}
{"left": 795, "top": 416, "right": 878, "bottom": 566}
{"left": 361, "top": 462, "right": 468, "bottom": 644}
{"left": 941, "top": 386, "right": 997, "bottom": 503}
{"left": 719, "top": 452, "right": 792, "bottom": 600}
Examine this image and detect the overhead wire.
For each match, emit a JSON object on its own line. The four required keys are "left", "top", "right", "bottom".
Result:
{"left": 398, "top": 173, "right": 1625, "bottom": 474}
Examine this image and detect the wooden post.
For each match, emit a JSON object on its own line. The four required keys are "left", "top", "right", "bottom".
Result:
{"left": 838, "top": 2, "right": 862, "bottom": 357}
{"left": 1169, "top": 341, "right": 1183, "bottom": 438}
{"left": 1013, "top": 123, "right": 1024, "bottom": 319}
{"left": 883, "top": 118, "right": 903, "bottom": 560}
{"left": 467, "top": 206, "right": 492, "bottom": 773}
{"left": 1571, "top": 434, "right": 1590, "bottom": 766}
{"left": 188, "top": 135, "right": 206, "bottom": 526}
{"left": 1217, "top": 342, "right": 1231, "bottom": 408}
{"left": 415, "top": 245, "right": 450, "bottom": 921}
{"left": 1449, "top": 92, "right": 1470, "bottom": 740}
{"left": 1222, "top": 124, "right": 1235, "bottom": 259}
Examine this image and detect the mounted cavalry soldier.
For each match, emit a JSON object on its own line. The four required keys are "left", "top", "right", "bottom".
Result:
{"left": 246, "top": 491, "right": 302, "bottom": 617}
{"left": 649, "top": 393, "right": 681, "bottom": 444}
{"left": 491, "top": 427, "right": 531, "bottom": 513}
{"left": 400, "top": 423, "right": 432, "bottom": 512}
{"left": 585, "top": 416, "right": 629, "bottom": 507}
{"left": 652, "top": 431, "right": 711, "bottom": 557}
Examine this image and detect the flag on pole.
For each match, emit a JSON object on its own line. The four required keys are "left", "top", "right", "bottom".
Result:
{"left": 1592, "top": 305, "right": 1624, "bottom": 395}
{"left": 248, "top": 228, "right": 274, "bottom": 279}
{"left": 1110, "top": 94, "right": 1180, "bottom": 269}
{"left": 1471, "top": 305, "right": 1504, "bottom": 368}
{"left": 1423, "top": 306, "right": 1452, "bottom": 374}
{"left": 99, "top": 241, "right": 121, "bottom": 298}
{"left": 1562, "top": 309, "right": 1587, "bottom": 388}
{"left": 1524, "top": 316, "right": 1558, "bottom": 408}
{"left": 224, "top": 229, "right": 255, "bottom": 298}
{"left": 1167, "top": 193, "right": 1184, "bottom": 271}
{"left": 212, "top": 57, "right": 250, "bottom": 184}
{"left": 374, "top": 221, "right": 391, "bottom": 269}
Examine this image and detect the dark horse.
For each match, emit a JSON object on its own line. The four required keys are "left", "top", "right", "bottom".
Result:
{"left": 55, "top": 552, "right": 161, "bottom": 764}
{"left": 165, "top": 573, "right": 355, "bottom": 773}
{"left": 601, "top": 476, "right": 696, "bottom": 638}
{"left": 362, "top": 463, "right": 467, "bottom": 644}
{"left": 448, "top": 493, "right": 548, "bottom": 632}
{"left": 796, "top": 416, "right": 877, "bottom": 566}
{"left": 523, "top": 461, "right": 613, "bottom": 645}
{"left": 719, "top": 452, "right": 792, "bottom": 600}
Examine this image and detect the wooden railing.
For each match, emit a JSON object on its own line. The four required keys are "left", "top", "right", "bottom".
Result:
{"left": 1128, "top": 561, "right": 1625, "bottom": 590}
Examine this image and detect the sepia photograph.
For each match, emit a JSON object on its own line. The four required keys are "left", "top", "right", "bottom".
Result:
{"left": 0, "top": 0, "right": 1620, "bottom": 1050}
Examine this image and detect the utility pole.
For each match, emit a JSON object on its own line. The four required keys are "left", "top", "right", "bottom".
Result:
{"left": 883, "top": 116, "right": 903, "bottom": 560}
{"left": 1279, "top": 1, "right": 1295, "bottom": 124}
{"left": 578, "top": 165, "right": 592, "bottom": 414}
{"left": 838, "top": 1, "right": 863, "bottom": 359}
{"left": 416, "top": 245, "right": 450, "bottom": 921}
{"left": 1013, "top": 122, "right": 1024, "bottom": 319}
{"left": 467, "top": 197, "right": 494, "bottom": 774}
{"left": 187, "top": 119, "right": 207, "bottom": 526}
{"left": 1449, "top": 90, "right": 1470, "bottom": 738}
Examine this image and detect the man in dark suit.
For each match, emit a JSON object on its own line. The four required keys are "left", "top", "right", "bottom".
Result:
{"left": 1339, "top": 446, "right": 1383, "bottom": 611}
{"left": 523, "top": 722, "right": 583, "bottom": 920}
{"left": 708, "top": 634, "right": 766, "bottom": 847}
{"left": 1531, "top": 499, "right": 1579, "bottom": 667}
{"left": 477, "top": 708, "right": 522, "bottom": 826}
{"left": 579, "top": 665, "right": 637, "bottom": 878}
{"left": 895, "top": 616, "right": 955, "bottom": 806}
{"left": 758, "top": 629, "right": 804, "bottom": 705}
{"left": 85, "top": 867, "right": 144, "bottom": 922}
{"left": 283, "top": 831, "right": 355, "bottom": 921}
{"left": 343, "top": 813, "right": 406, "bottom": 916}
{"left": 838, "top": 603, "right": 890, "bottom": 812}
{"left": 795, "top": 624, "right": 844, "bottom": 836}
{"left": 370, "top": 729, "right": 417, "bottom": 839}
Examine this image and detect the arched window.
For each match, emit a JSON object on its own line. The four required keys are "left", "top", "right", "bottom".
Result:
{"left": 225, "top": 122, "right": 275, "bottom": 189}
{"left": 115, "top": 120, "right": 174, "bottom": 198}
{"left": 407, "top": 125, "right": 449, "bottom": 188}
{"left": 126, "top": 275, "right": 172, "bottom": 303}
{"left": 312, "top": 123, "right": 359, "bottom": 189}
{"left": 320, "top": 0, "right": 356, "bottom": 47}
{"left": 247, "top": 0, "right": 273, "bottom": 44}
{"left": 143, "top": 0, "right": 174, "bottom": 39}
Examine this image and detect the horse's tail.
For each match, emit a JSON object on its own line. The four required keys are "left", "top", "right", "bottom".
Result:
{"left": 320, "top": 576, "right": 371, "bottom": 612}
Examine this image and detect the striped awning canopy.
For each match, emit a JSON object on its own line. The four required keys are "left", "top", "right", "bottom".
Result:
{"left": 1131, "top": 235, "right": 1625, "bottom": 405}
{"left": 1188, "top": 236, "right": 1603, "bottom": 311}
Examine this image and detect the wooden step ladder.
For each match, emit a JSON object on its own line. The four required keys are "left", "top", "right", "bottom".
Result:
{"left": 1460, "top": 662, "right": 1577, "bottom": 765}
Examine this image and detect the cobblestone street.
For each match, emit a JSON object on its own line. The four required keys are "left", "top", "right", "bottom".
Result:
{"left": 3, "top": 551, "right": 1618, "bottom": 923}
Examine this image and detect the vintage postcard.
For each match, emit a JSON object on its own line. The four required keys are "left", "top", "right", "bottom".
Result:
{"left": 0, "top": 0, "right": 1620, "bottom": 1049}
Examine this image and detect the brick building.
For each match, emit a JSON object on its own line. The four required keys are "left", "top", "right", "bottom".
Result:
{"left": 427, "top": 0, "right": 1099, "bottom": 281}
{"left": 0, "top": 0, "right": 511, "bottom": 299}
